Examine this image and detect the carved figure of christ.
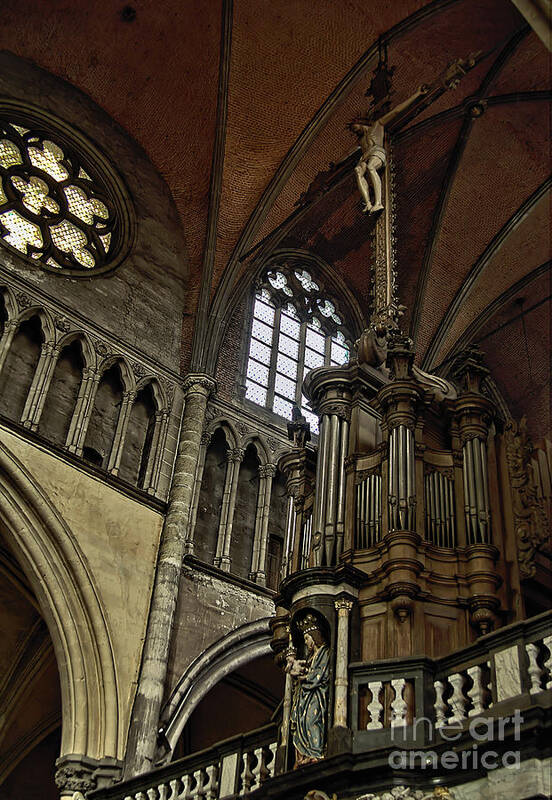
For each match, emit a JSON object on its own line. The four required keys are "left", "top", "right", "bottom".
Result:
{"left": 351, "top": 84, "right": 429, "bottom": 213}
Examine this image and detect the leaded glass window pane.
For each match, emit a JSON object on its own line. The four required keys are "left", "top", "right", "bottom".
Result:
{"left": 251, "top": 318, "right": 273, "bottom": 345}
{"left": 280, "top": 311, "right": 300, "bottom": 339}
{"left": 276, "top": 352, "right": 298, "bottom": 380}
{"left": 273, "top": 395, "right": 293, "bottom": 419}
{"left": 249, "top": 338, "right": 272, "bottom": 365}
{"left": 247, "top": 359, "right": 269, "bottom": 386}
{"left": 306, "top": 326, "right": 325, "bottom": 354}
{"left": 304, "top": 347, "right": 324, "bottom": 370}
{"left": 278, "top": 333, "right": 300, "bottom": 359}
{"left": 246, "top": 380, "right": 267, "bottom": 406}
{"left": 253, "top": 297, "right": 275, "bottom": 326}
{"left": 331, "top": 339, "right": 349, "bottom": 366}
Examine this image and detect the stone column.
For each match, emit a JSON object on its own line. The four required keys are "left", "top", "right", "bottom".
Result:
{"left": 333, "top": 598, "right": 353, "bottom": 728}
{"left": 0, "top": 319, "right": 17, "bottom": 375}
{"left": 214, "top": 447, "right": 244, "bottom": 571}
{"left": 21, "top": 341, "right": 59, "bottom": 429}
{"left": 68, "top": 367, "right": 102, "bottom": 455}
{"left": 185, "top": 429, "right": 212, "bottom": 553}
{"left": 124, "top": 374, "right": 215, "bottom": 777}
{"left": 250, "top": 465, "right": 267, "bottom": 579}
{"left": 107, "top": 390, "right": 136, "bottom": 474}
{"left": 251, "top": 463, "right": 276, "bottom": 584}
{"left": 144, "top": 409, "right": 169, "bottom": 494}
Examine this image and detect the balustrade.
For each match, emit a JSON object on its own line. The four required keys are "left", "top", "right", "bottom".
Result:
{"left": 91, "top": 724, "right": 278, "bottom": 800}
{"left": 350, "top": 611, "right": 551, "bottom": 743}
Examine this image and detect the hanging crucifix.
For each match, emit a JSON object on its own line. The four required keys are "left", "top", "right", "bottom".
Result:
{"left": 350, "top": 49, "right": 482, "bottom": 214}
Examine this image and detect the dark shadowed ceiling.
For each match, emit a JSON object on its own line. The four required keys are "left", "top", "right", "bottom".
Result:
{"left": 1, "top": 0, "right": 550, "bottom": 438}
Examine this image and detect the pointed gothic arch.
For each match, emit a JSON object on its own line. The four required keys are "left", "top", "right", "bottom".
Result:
{"left": 0, "top": 439, "right": 121, "bottom": 761}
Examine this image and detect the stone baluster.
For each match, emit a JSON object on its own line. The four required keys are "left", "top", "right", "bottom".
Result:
{"left": 107, "top": 390, "right": 137, "bottom": 474}
{"left": 169, "top": 779, "right": 179, "bottom": 800}
{"left": 448, "top": 672, "right": 467, "bottom": 724}
{"left": 250, "top": 747, "right": 263, "bottom": 791}
{"left": 146, "top": 788, "right": 157, "bottom": 800}
{"left": 333, "top": 598, "right": 353, "bottom": 729}
{"left": 543, "top": 634, "right": 552, "bottom": 689}
{"left": 192, "top": 769, "right": 204, "bottom": 799}
{"left": 124, "top": 375, "right": 216, "bottom": 777}
{"left": 203, "top": 764, "right": 218, "bottom": 799}
{"left": 265, "top": 742, "right": 277, "bottom": 779}
{"left": 185, "top": 429, "right": 212, "bottom": 553}
{"left": 0, "top": 319, "right": 18, "bottom": 375}
{"left": 214, "top": 447, "right": 244, "bottom": 571}
{"left": 434, "top": 680, "right": 447, "bottom": 728}
{"left": 390, "top": 678, "right": 408, "bottom": 727}
{"left": 366, "top": 681, "right": 384, "bottom": 729}
{"left": 181, "top": 773, "right": 195, "bottom": 799}
{"left": 239, "top": 751, "right": 254, "bottom": 796}
{"left": 467, "top": 664, "right": 485, "bottom": 715}
{"left": 157, "top": 784, "right": 170, "bottom": 800}
{"left": 525, "top": 643, "right": 544, "bottom": 694}
{"left": 20, "top": 341, "right": 59, "bottom": 429}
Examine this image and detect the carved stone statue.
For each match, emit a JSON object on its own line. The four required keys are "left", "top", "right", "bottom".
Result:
{"left": 287, "top": 613, "right": 330, "bottom": 768}
{"left": 349, "top": 85, "right": 429, "bottom": 213}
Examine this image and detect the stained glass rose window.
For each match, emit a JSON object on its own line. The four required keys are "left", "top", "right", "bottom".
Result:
{"left": 0, "top": 114, "right": 130, "bottom": 275}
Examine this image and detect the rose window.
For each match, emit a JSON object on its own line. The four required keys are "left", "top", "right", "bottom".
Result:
{"left": 0, "top": 119, "right": 121, "bottom": 274}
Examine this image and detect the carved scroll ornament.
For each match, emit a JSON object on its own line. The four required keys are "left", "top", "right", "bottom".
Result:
{"left": 504, "top": 417, "right": 549, "bottom": 578}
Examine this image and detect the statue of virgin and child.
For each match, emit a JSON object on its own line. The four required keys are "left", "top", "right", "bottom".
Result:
{"left": 286, "top": 613, "right": 331, "bottom": 768}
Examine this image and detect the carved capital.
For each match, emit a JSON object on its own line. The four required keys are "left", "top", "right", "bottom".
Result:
{"left": 320, "top": 402, "right": 351, "bottom": 423}
{"left": 181, "top": 373, "right": 216, "bottom": 398}
{"left": 227, "top": 447, "right": 245, "bottom": 463}
{"left": 334, "top": 598, "right": 353, "bottom": 613}
{"left": 259, "top": 463, "right": 277, "bottom": 478}
{"left": 200, "top": 430, "right": 212, "bottom": 447}
{"left": 54, "top": 765, "right": 96, "bottom": 794}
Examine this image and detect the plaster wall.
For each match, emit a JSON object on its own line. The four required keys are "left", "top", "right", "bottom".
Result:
{"left": 165, "top": 565, "right": 275, "bottom": 699}
{"left": 0, "top": 425, "right": 163, "bottom": 748}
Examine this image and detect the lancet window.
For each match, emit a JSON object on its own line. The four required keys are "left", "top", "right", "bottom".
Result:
{"left": 245, "top": 265, "right": 349, "bottom": 434}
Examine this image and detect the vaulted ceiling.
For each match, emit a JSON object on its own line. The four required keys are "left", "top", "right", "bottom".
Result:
{"left": 1, "top": 0, "right": 550, "bottom": 438}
